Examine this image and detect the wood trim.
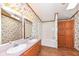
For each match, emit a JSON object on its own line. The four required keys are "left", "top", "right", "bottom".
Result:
{"left": 58, "top": 18, "right": 74, "bottom": 22}
{"left": 1, "top": 9, "right": 10, "bottom": 17}
{"left": 25, "top": 18, "right": 32, "bottom": 24}
{"left": 26, "top": 3, "right": 42, "bottom": 22}
{"left": 71, "top": 10, "right": 79, "bottom": 19}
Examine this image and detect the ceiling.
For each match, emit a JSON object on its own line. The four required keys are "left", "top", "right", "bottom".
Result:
{"left": 29, "top": 3, "right": 79, "bottom": 21}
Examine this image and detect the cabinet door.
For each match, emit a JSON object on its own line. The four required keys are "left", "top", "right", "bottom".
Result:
{"left": 21, "top": 41, "right": 41, "bottom": 56}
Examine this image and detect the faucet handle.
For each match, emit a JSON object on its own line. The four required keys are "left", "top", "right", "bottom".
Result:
{"left": 8, "top": 40, "right": 12, "bottom": 44}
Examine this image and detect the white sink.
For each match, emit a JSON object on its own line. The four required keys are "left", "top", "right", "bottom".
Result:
{"left": 7, "top": 44, "right": 27, "bottom": 54}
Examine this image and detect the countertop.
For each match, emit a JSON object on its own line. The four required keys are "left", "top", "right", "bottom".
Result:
{"left": 0, "top": 39, "right": 40, "bottom": 56}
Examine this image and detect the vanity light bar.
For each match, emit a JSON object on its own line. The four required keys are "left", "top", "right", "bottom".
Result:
{"left": 11, "top": 14, "right": 20, "bottom": 20}
{"left": 2, "top": 6, "right": 22, "bottom": 18}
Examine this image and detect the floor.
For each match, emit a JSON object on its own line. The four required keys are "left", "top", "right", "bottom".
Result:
{"left": 39, "top": 46, "right": 79, "bottom": 56}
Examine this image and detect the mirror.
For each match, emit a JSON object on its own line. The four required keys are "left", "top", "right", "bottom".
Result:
{"left": 0, "top": 8, "right": 32, "bottom": 44}
{"left": 24, "top": 19, "right": 32, "bottom": 39}
{"left": 1, "top": 8, "right": 22, "bottom": 44}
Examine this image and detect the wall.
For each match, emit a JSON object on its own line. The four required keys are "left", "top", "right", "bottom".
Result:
{"left": 41, "top": 14, "right": 58, "bottom": 48}
{"left": 32, "top": 16, "right": 42, "bottom": 39}
{"left": 74, "top": 12, "right": 79, "bottom": 50}
{"left": 41, "top": 22, "right": 57, "bottom": 48}
{"left": 1, "top": 15, "right": 22, "bottom": 44}
{"left": 0, "top": 8, "right": 1, "bottom": 44}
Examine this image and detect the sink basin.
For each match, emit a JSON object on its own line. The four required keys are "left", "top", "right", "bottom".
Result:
{"left": 7, "top": 44, "right": 27, "bottom": 54}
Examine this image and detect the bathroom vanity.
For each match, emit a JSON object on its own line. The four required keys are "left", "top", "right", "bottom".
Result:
{"left": 0, "top": 39, "right": 41, "bottom": 56}
{"left": 0, "top": 5, "right": 42, "bottom": 56}
{"left": 20, "top": 41, "right": 41, "bottom": 56}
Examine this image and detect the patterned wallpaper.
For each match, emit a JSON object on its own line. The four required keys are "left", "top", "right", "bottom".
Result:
{"left": 74, "top": 12, "right": 79, "bottom": 50}
{"left": 1, "top": 15, "right": 22, "bottom": 44}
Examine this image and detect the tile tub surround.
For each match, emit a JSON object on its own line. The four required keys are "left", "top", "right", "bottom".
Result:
{"left": 0, "top": 39, "right": 40, "bottom": 56}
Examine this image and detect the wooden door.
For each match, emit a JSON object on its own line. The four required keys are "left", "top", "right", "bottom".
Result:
{"left": 65, "top": 20, "right": 74, "bottom": 49}
{"left": 58, "top": 21, "right": 65, "bottom": 48}
{"left": 58, "top": 20, "right": 74, "bottom": 49}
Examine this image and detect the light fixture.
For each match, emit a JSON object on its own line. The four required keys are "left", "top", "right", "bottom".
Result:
{"left": 67, "top": 3, "right": 77, "bottom": 10}
{"left": 11, "top": 14, "right": 20, "bottom": 20}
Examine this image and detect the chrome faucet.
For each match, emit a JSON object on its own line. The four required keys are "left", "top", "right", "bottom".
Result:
{"left": 13, "top": 43, "right": 19, "bottom": 47}
{"left": 8, "top": 40, "right": 12, "bottom": 44}
{"left": 8, "top": 40, "right": 19, "bottom": 47}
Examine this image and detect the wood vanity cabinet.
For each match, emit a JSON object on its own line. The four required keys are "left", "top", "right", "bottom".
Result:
{"left": 20, "top": 41, "right": 41, "bottom": 56}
